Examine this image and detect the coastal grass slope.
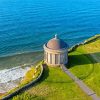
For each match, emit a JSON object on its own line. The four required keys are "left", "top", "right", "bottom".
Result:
{"left": 4, "top": 34, "right": 100, "bottom": 100}
{"left": 12, "top": 66, "right": 91, "bottom": 100}
{"left": 68, "top": 34, "right": 100, "bottom": 96}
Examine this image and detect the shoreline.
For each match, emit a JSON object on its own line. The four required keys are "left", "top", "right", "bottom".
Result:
{"left": 68, "top": 34, "right": 100, "bottom": 53}
{"left": 0, "top": 50, "right": 43, "bottom": 58}
{"left": 0, "top": 34, "right": 99, "bottom": 94}
{"left": 0, "top": 51, "right": 43, "bottom": 70}
{"left": 0, "top": 66, "right": 30, "bottom": 93}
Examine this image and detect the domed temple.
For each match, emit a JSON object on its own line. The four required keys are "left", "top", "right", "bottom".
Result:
{"left": 43, "top": 34, "right": 68, "bottom": 66}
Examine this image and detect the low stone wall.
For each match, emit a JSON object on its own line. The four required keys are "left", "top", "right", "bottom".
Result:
{"left": 1, "top": 64, "right": 44, "bottom": 100}
{"left": 68, "top": 34, "right": 100, "bottom": 53}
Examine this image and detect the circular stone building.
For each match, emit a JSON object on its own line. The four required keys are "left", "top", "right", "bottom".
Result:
{"left": 43, "top": 34, "right": 68, "bottom": 66}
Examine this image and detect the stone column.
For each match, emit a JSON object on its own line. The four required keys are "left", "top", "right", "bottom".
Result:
{"left": 52, "top": 54, "right": 55, "bottom": 65}
{"left": 46, "top": 52, "right": 48, "bottom": 63}
{"left": 50, "top": 53, "right": 52, "bottom": 64}
{"left": 58, "top": 54, "right": 60, "bottom": 64}
{"left": 48, "top": 53, "right": 50, "bottom": 64}
{"left": 55, "top": 54, "right": 59, "bottom": 64}
{"left": 60, "top": 54, "right": 62, "bottom": 64}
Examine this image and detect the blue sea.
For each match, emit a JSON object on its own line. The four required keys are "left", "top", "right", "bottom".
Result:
{"left": 0, "top": 0, "right": 100, "bottom": 57}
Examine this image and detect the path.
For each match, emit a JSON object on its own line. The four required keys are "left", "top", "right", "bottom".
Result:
{"left": 61, "top": 64, "right": 100, "bottom": 100}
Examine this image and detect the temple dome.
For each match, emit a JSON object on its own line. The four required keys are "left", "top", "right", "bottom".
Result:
{"left": 46, "top": 34, "right": 68, "bottom": 50}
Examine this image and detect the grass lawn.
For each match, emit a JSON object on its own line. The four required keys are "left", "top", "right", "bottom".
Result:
{"left": 12, "top": 66, "right": 91, "bottom": 100}
{"left": 68, "top": 51, "right": 93, "bottom": 80}
{"left": 11, "top": 35, "right": 100, "bottom": 100}
{"left": 68, "top": 35, "right": 100, "bottom": 96}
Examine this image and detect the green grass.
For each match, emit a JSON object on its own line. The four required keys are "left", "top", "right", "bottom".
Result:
{"left": 11, "top": 35, "right": 100, "bottom": 100}
{"left": 68, "top": 51, "right": 93, "bottom": 79}
{"left": 20, "top": 64, "right": 41, "bottom": 85}
{"left": 68, "top": 35, "right": 100, "bottom": 96}
{"left": 12, "top": 66, "right": 91, "bottom": 100}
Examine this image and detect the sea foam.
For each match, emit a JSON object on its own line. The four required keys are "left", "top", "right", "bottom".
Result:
{"left": 0, "top": 66, "right": 30, "bottom": 93}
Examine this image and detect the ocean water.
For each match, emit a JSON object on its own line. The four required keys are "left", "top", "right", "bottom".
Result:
{"left": 0, "top": 0, "right": 100, "bottom": 57}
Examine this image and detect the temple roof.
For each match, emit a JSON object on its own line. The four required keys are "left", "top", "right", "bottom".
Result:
{"left": 46, "top": 34, "right": 68, "bottom": 50}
